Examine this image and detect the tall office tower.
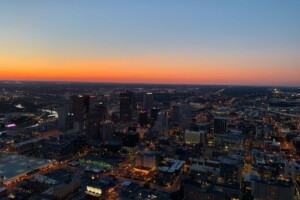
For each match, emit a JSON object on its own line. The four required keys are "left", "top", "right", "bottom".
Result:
{"left": 72, "top": 95, "right": 98, "bottom": 131}
{"left": 83, "top": 95, "right": 97, "bottom": 113}
{"left": 143, "top": 92, "right": 153, "bottom": 110}
{"left": 85, "top": 102, "right": 109, "bottom": 142}
{"left": 172, "top": 103, "right": 193, "bottom": 129}
{"left": 154, "top": 112, "right": 168, "bottom": 137}
{"left": 138, "top": 110, "right": 148, "bottom": 128}
{"left": 57, "top": 101, "right": 73, "bottom": 130}
{"left": 119, "top": 90, "right": 136, "bottom": 122}
{"left": 180, "top": 103, "right": 193, "bottom": 129}
{"left": 94, "top": 102, "right": 108, "bottom": 121}
{"left": 171, "top": 104, "right": 180, "bottom": 124}
{"left": 150, "top": 107, "right": 160, "bottom": 122}
{"left": 71, "top": 95, "right": 85, "bottom": 128}
{"left": 214, "top": 117, "right": 228, "bottom": 134}
{"left": 73, "top": 94, "right": 96, "bottom": 115}
{"left": 219, "top": 157, "right": 242, "bottom": 188}
{"left": 99, "top": 122, "right": 114, "bottom": 143}
{"left": 58, "top": 95, "right": 97, "bottom": 131}
{"left": 85, "top": 112, "right": 101, "bottom": 141}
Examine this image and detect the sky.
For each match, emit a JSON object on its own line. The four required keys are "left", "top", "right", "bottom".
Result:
{"left": 0, "top": 0, "right": 300, "bottom": 86}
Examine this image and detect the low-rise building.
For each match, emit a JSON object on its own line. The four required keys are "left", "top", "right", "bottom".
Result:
{"left": 185, "top": 130, "right": 205, "bottom": 145}
{"left": 214, "top": 133, "right": 244, "bottom": 150}
{"left": 251, "top": 179, "right": 294, "bottom": 200}
{"left": 135, "top": 151, "right": 156, "bottom": 169}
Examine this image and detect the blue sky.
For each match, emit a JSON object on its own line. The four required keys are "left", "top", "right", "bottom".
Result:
{"left": 0, "top": 0, "right": 299, "bottom": 85}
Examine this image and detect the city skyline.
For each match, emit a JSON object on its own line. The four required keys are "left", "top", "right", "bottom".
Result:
{"left": 1, "top": 0, "right": 300, "bottom": 86}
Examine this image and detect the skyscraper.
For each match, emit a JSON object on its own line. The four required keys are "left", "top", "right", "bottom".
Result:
{"left": 172, "top": 103, "right": 194, "bottom": 129}
{"left": 85, "top": 102, "right": 109, "bottom": 142}
{"left": 119, "top": 90, "right": 136, "bottom": 122}
{"left": 150, "top": 107, "right": 160, "bottom": 122}
{"left": 85, "top": 112, "right": 101, "bottom": 141}
{"left": 138, "top": 109, "right": 148, "bottom": 128}
{"left": 83, "top": 95, "right": 97, "bottom": 113}
{"left": 71, "top": 95, "right": 85, "bottom": 127}
{"left": 214, "top": 117, "right": 228, "bottom": 135}
{"left": 154, "top": 112, "right": 168, "bottom": 137}
{"left": 143, "top": 92, "right": 153, "bottom": 110}
{"left": 58, "top": 95, "right": 97, "bottom": 131}
{"left": 171, "top": 104, "right": 180, "bottom": 125}
{"left": 71, "top": 95, "right": 97, "bottom": 131}
{"left": 57, "top": 101, "right": 73, "bottom": 130}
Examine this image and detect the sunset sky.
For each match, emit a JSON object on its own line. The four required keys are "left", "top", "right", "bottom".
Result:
{"left": 0, "top": 1, "right": 299, "bottom": 86}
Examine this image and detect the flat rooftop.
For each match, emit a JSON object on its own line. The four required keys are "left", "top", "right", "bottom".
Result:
{"left": 220, "top": 157, "right": 240, "bottom": 166}
{"left": 12, "top": 138, "right": 43, "bottom": 148}
{"left": 0, "top": 153, "right": 52, "bottom": 183}
{"left": 158, "top": 159, "right": 185, "bottom": 173}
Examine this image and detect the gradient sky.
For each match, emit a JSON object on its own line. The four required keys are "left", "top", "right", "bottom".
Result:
{"left": 0, "top": 0, "right": 300, "bottom": 86}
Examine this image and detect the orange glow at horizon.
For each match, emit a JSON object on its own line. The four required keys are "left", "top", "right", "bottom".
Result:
{"left": 0, "top": 55, "right": 299, "bottom": 86}
{"left": 1, "top": 1, "right": 300, "bottom": 87}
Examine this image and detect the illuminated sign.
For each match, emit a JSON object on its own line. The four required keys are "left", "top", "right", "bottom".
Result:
{"left": 86, "top": 186, "right": 102, "bottom": 195}
{"left": 5, "top": 124, "right": 16, "bottom": 128}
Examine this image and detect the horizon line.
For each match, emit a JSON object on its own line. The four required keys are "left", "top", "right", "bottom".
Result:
{"left": 0, "top": 79, "right": 299, "bottom": 88}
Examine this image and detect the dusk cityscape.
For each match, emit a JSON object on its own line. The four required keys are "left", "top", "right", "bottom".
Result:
{"left": 0, "top": 1, "right": 300, "bottom": 200}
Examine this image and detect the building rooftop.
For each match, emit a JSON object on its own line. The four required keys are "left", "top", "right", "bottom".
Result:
{"left": 158, "top": 159, "right": 184, "bottom": 173}
{"left": 0, "top": 187, "right": 7, "bottom": 193}
{"left": 220, "top": 157, "right": 241, "bottom": 166}
{"left": 215, "top": 134, "right": 245, "bottom": 140}
{"left": 12, "top": 138, "right": 43, "bottom": 148}
{"left": 254, "top": 179, "right": 293, "bottom": 188}
{"left": 0, "top": 153, "right": 52, "bottom": 184}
